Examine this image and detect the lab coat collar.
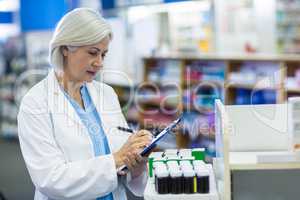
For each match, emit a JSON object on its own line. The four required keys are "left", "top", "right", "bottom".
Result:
{"left": 85, "top": 82, "right": 100, "bottom": 112}
{"left": 46, "top": 69, "right": 82, "bottom": 126}
{"left": 46, "top": 69, "right": 108, "bottom": 134}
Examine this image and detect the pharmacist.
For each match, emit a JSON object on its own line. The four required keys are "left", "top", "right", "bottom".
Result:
{"left": 17, "top": 8, "right": 152, "bottom": 200}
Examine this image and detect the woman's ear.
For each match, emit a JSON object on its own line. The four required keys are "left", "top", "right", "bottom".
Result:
{"left": 61, "top": 46, "right": 68, "bottom": 57}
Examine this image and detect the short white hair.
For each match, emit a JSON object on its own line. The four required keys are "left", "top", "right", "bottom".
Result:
{"left": 49, "top": 8, "right": 112, "bottom": 71}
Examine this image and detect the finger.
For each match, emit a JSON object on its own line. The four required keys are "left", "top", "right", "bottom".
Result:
{"left": 128, "top": 130, "right": 152, "bottom": 143}
{"left": 135, "top": 130, "right": 153, "bottom": 138}
{"left": 131, "top": 141, "right": 151, "bottom": 150}
{"left": 127, "top": 152, "right": 138, "bottom": 168}
{"left": 131, "top": 151, "right": 144, "bottom": 168}
{"left": 142, "top": 132, "right": 153, "bottom": 140}
{"left": 128, "top": 134, "right": 135, "bottom": 141}
{"left": 135, "top": 154, "right": 144, "bottom": 163}
{"left": 127, "top": 134, "right": 136, "bottom": 144}
{"left": 131, "top": 134, "right": 153, "bottom": 145}
{"left": 141, "top": 133, "right": 153, "bottom": 142}
{"left": 129, "top": 149, "right": 143, "bottom": 161}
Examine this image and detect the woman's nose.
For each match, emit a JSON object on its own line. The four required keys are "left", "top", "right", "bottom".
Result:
{"left": 93, "top": 56, "right": 103, "bottom": 68}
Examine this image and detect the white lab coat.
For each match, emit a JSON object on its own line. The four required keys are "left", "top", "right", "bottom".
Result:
{"left": 17, "top": 69, "right": 147, "bottom": 200}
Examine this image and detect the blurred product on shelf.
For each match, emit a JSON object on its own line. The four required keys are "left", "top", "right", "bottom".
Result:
{"left": 168, "top": 1, "right": 214, "bottom": 53}
{"left": 0, "top": 35, "right": 27, "bottom": 139}
{"left": 286, "top": 68, "right": 300, "bottom": 89}
{"left": 2, "top": 36, "right": 26, "bottom": 74}
{"left": 147, "top": 59, "right": 181, "bottom": 84}
{"left": 226, "top": 60, "right": 283, "bottom": 105}
{"left": 183, "top": 60, "right": 224, "bottom": 114}
{"left": 228, "top": 61, "right": 280, "bottom": 85}
{"left": 184, "top": 61, "right": 225, "bottom": 83}
{"left": 25, "top": 31, "right": 52, "bottom": 69}
{"left": 277, "top": 0, "right": 300, "bottom": 53}
{"left": 182, "top": 86, "right": 222, "bottom": 112}
{"left": 285, "top": 61, "right": 300, "bottom": 99}
{"left": 137, "top": 86, "right": 180, "bottom": 108}
{"left": 0, "top": 45, "right": 5, "bottom": 77}
{"left": 234, "top": 89, "right": 277, "bottom": 105}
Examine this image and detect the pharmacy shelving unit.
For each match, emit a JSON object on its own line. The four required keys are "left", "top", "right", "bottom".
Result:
{"left": 0, "top": 72, "right": 42, "bottom": 139}
{"left": 0, "top": 36, "right": 27, "bottom": 139}
{"left": 143, "top": 53, "right": 300, "bottom": 104}
{"left": 276, "top": 0, "right": 300, "bottom": 53}
{"left": 214, "top": 100, "right": 300, "bottom": 200}
{"left": 141, "top": 53, "right": 300, "bottom": 160}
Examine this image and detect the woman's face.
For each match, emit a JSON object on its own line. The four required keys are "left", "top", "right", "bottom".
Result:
{"left": 62, "top": 37, "right": 110, "bottom": 83}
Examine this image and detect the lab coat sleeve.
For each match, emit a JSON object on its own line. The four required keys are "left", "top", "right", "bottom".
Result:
{"left": 17, "top": 96, "right": 118, "bottom": 200}
{"left": 108, "top": 86, "right": 148, "bottom": 196}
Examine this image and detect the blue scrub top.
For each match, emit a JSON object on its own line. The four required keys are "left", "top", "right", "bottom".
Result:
{"left": 62, "top": 84, "right": 114, "bottom": 200}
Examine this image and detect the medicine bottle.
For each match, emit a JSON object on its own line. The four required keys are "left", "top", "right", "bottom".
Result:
{"left": 195, "top": 167, "right": 210, "bottom": 193}
{"left": 169, "top": 169, "right": 183, "bottom": 194}
{"left": 182, "top": 168, "right": 195, "bottom": 194}
{"left": 154, "top": 167, "right": 170, "bottom": 194}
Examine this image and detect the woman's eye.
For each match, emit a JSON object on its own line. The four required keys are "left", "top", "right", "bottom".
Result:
{"left": 89, "top": 51, "right": 98, "bottom": 56}
{"left": 101, "top": 53, "right": 106, "bottom": 58}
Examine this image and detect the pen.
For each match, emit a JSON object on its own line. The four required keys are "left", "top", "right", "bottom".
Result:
{"left": 117, "top": 126, "right": 157, "bottom": 136}
{"left": 117, "top": 126, "right": 179, "bottom": 136}
{"left": 117, "top": 126, "right": 134, "bottom": 133}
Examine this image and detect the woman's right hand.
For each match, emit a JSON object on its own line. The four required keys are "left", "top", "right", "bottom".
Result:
{"left": 113, "top": 130, "right": 152, "bottom": 174}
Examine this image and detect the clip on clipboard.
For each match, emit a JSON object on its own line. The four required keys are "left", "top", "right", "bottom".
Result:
{"left": 117, "top": 115, "right": 182, "bottom": 173}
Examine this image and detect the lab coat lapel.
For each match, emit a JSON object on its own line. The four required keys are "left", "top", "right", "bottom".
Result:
{"left": 86, "top": 82, "right": 103, "bottom": 115}
{"left": 86, "top": 82, "right": 114, "bottom": 149}
{"left": 47, "top": 69, "right": 83, "bottom": 127}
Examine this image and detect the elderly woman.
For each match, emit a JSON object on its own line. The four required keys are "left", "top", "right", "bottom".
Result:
{"left": 17, "top": 8, "right": 152, "bottom": 200}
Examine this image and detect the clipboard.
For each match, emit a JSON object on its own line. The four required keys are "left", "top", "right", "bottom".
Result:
{"left": 117, "top": 115, "right": 182, "bottom": 173}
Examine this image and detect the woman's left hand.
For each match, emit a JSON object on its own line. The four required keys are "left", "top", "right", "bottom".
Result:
{"left": 121, "top": 129, "right": 152, "bottom": 177}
